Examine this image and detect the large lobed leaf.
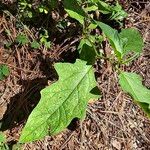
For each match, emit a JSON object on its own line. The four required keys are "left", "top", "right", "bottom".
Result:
{"left": 119, "top": 72, "right": 150, "bottom": 117}
{"left": 19, "top": 59, "right": 100, "bottom": 143}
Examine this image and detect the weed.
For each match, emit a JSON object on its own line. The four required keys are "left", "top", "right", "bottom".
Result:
{"left": 0, "top": 65, "right": 10, "bottom": 81}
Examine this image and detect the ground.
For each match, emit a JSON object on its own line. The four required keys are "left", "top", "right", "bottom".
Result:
{"left": 0, "top": 0, "right": 150, "bottom": 150}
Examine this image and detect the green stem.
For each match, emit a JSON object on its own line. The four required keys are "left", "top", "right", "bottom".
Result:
{"left": 122, "top": 53, "right": 139, "bottom": 64}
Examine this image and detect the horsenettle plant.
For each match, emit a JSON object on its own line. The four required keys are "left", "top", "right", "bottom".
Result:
{"left": 19, "top": 0, "right": 150, "bottom": 143}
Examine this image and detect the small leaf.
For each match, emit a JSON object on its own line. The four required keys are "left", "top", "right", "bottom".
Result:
{"left": 2, "top": 65, "right": 10, "bottom": 76}
{"left": 39, "top": 8, "right": 44, "bottom": 13}
{"left": 108, "top": 1, "right": 127, "bottom": 21}
{"left": 96, "top": 1, "right": 127, "bottom": 21}
{"left": 27, "top": 11, "right": 33, "bottom": 18}
{"left": 84, "top": 5, "right": 98, "bottom": 12}
{"left": 44, "top": 41, "right": 51, "bottom": 49}
{"left": 19, "top": 59, "right": 100, "bottom": 143}
{"left": 78, "top": 39, "right": 96, "bottom": 65}
{"left": 64, "top": 0, "right": 86, "bottom": 24}
{"left": 97, "top": 0, "right": 112, "bottom": 14}
{"left": 0, "top": 132, "right": 6, "bottom": 143}
{"left": 88, "top": 22, "right": 97, "bottom": 30}
{"left": 119, "top": 72, "right": 150, "bottom": 117}
{"left": 0, "top": 65, "right": 10, "bottom": 80}
{"left": 16, "top": 34, "right": 29, "bottom": 45}
{"left": 50, "top": 0, "right": 58, "bottom": 9}
{"left": 96, "top": 21, "right": 123, "bottom": 59}
{"left": 4, "top": 41, "right": 12, "bottom": 48}
{"left": 119, "top": 28, "right": 144, "bottom": 54}
{"left": 31, "top": 41, "right": 40, "bottom": 49}
{"left": 40, "top": 37, "right": 47, "bottom": 43}
{"left": 44, "top": 9, "right": 48, "bottom": 14}
{"left": 12, "top": 143, "right": 22, "bottom": 150}
{"left": 0, "top": 72, "right": 5, "bottom": 80}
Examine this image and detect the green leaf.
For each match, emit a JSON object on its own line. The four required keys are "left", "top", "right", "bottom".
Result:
{"left": 96, "top": 1, "right": 127, "bottom": 21}
{"left": 119, "top": 28, "right": 144, "bottom": 55}
{"left": 44, "top": 41, "right": 51, "bottom": 49}
{"left": 12, "top": 144, "right": 22, "bottom": 150}
{"left": 27, "top": 11, "right": 33, "bottom": 18}
{"left": 110, "top": 2, "right": 127, "bottom": 21}
{"left": 84, "top": 5, "right": 98, "bottom": 12}
{"left": 39, "top": 7, "right": 44, "bottom": 13}
{"left": 0, "top": 132, "right": 6, "bottom": 143}
{"left": 88, "top": 22, "right": 97, "bottom": 30}
{"left": 40, "top": 37, "right": 47, "bottom": 43}
{"left": 0, "top": 66, "right": 4, "bottom": 80}
{"left": 119, "top": 72, "right": 150, "bottom": 117}
{"left": 16, "top": 34, "right": 29, "bottom": 45}
{"left": 50, "top": 0, "right": 58, "bottom": 9}
{"left": 96, "top": 21, "right": 123, "bottom": 59}
{"left": 4, "top": 41, "right": 12, "bottom": 48}
{"left": 0, "top": 65, "right": 10, "bottom": 80}
{"left": 19, "top": 59, "right": 100, "bottom": 143}
{"left": 31, "top": 41, "right": 40, "bottom": 49}
{"left": 0, "top": 72, "right": 5, "bottom": 80}
{"left": 97, "top": 0, "right": 112, "bottom": 14}
{"left": 44, "top": 10, "right": 48, "bottom": 14}
{"left": 78, "top": 38, "right": 96, "bottom": 65}
{"left": 64, "top": 0, "right": 86, "bottom": 24}
{"left": 2, "top": 65, "right": 10, "bottom": 76}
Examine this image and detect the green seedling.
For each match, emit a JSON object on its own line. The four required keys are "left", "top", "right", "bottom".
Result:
{"left": 0, "top": 65, "right": 10, "bottom": 80}
{"left": 16, "top": 34, "right": 29, "bottom": 45}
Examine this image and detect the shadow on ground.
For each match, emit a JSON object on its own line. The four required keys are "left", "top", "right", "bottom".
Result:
{"left": 0, "top": 77, "right": 48, "bottom": 131}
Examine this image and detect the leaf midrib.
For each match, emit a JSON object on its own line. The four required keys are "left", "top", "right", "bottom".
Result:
{"left": 47, "top": 66, "right": 92, "bottom": 129}
{"left": 21, "top": 65, "right": 92, "bottom": 142}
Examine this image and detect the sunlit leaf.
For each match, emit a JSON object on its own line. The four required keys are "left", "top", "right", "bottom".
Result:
{"left": 19, "top": 59, "right": 100, "bottom": 143}
{"left": 0, "top": 65, "right": 10, "bottom": 80}
{"left": 96, "top": 21, "right": 123, "bottom": 59}
{"left": 119, "top": 72, "right": 150, "bottom": 117}
{"left": 119, "top": 28, "right": 144, "bottom": 55}
{"left": 0, "top": 132, "right": 6, "bottom": 143}
{"left": 16, "top": 34, "right": 29, "bottom": 45}
{"left": 31, "top": 41, "right": 40, "bottom": 49}
{"left": 64, "top": 0, "right": 86, "bottom": 24}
